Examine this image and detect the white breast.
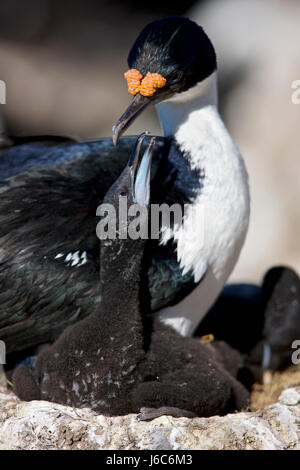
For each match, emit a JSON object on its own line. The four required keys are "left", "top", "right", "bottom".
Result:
{"left": 155, "top": 72, "right": 250, "bottom": 336}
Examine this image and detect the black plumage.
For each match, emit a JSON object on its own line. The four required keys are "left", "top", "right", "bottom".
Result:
{"left": 261, "top": 266, "right": 300, "bottom": 371}
{"left": 195, "top": 284, "right": 264, "bottom": 354}
{"left": 0, "top": 17, "right": 217, "bottom": 354}
{"left": 195, "top": 267, "right": 300, "bottom": 385}
{"left": 12, "top": 135, "right": 249, "bottom": 418}
{"left": 0, "top": 137, "right": 201, "bottom": 353}
{"left": 195, "top": 284, "right": 265, "bottom": 388}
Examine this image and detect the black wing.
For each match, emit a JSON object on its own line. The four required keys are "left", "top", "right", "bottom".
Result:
{"left": 0, "top": 136, "right": 197, "bottom": 354}
{"left": 148, "top": 242, "right": 196, "bottom": 312}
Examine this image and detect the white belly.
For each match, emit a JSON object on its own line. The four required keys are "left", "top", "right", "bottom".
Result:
{"left": 156, "top": 98, "right": 250, "bottom": 336}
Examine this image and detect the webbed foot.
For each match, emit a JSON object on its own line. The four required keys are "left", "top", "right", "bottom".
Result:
{"left": 138, "top": 406, "right": 196, "bottom": 421}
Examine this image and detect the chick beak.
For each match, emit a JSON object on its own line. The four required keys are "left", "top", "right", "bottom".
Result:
{"left": 129, "top": 132, "right": 155, "bottom": 206}
{"left": 112, "top": 94, "right": 152, "bottom": 146}
{"left": 262, "top": 342, "right": 273, "bottom": 385}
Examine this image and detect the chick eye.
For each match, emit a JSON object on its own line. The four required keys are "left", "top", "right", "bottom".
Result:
{"left": 120, "top": 191, "right": 127, "bottom": 197}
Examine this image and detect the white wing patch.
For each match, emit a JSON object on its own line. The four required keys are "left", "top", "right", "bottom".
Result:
{"left": 54, "top": 251, "right": 88, "bottom": 267}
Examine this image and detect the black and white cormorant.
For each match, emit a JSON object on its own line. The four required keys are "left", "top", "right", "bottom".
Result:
{"left": 0, "top": 17, "right": 249, "bottom": 353}
{"left": 12, "top": 133, "right": 249, "bottom": 418}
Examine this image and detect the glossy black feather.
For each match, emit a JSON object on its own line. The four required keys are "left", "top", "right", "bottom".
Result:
{"left": 0, "top": 136, "right": 202, "bottom": 353}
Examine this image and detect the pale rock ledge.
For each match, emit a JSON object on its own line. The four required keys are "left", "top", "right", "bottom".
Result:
{"left": 0, "top": 385, "right": 299, "bottom": 450}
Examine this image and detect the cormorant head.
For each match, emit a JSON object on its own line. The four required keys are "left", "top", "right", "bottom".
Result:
{"left": 112, "top": 17, "right": 217, "bottom": 144}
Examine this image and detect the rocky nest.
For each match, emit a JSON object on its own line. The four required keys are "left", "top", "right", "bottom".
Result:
{"left": 0, "top": 367, "right": 300, "bottom": 450}
{"left": 250, "top": 364, "right": 300, "bottom": 411}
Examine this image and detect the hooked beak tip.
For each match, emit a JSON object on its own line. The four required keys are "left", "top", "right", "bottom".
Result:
{"left": 112, "top": 125, "right": 119, "bottom": 146}
{"left": 112, "top": 93, "right": 152, "bottom": 147}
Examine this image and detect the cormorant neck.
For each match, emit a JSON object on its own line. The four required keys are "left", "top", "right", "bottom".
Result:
{"left": 99, "top": 237, "right": 146, "bottom": 309}
{"left": 98, "top": 235, "right": 152, "bottom": 352}
{"left": 155, "top": 71, "right": 218, "bottom": 137}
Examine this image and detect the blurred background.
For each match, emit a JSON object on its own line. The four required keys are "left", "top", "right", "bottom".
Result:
{"left": 0, "top": 0, "right": 299, "bottom": 285}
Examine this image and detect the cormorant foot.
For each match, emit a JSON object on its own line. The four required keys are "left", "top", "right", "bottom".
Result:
{"left": 137, "top": 406, "right": 197, "bottom": 421}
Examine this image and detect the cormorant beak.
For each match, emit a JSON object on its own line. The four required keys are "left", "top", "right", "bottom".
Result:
{"left": 129, "top": 132, "right": 155, "bottom": 206}
{"left": 112, "top": 94, "right": 152, "bottom": 146}
{"left": 262, "top": 342, "right": 271, "bottom": 371}
{"left": 112, "top": 81, "right": 176, "bottom": 145}
{"left": 262, "top": 342, "right": 273, "bottom": 385}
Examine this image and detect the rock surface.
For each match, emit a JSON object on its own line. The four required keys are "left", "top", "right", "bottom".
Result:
{"left": 0, "top": 385, "right": 299, "bottom": 450}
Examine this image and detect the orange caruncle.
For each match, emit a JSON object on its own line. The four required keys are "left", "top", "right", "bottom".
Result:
{"left": 124, "top": 70, "right": 166, "bottom": 96}
{"left": 139, "top": 72, "right": 167, "bottom": 97}
{"left": 124, "top": 69, "right": 143, "bottom": 95}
